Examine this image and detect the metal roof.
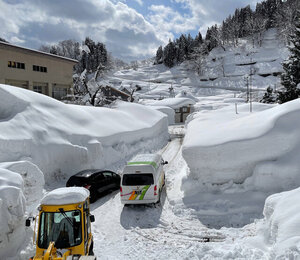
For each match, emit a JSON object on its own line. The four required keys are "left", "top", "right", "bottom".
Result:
{"left": 0, "top": 41, "right": 78, "bottom": 63}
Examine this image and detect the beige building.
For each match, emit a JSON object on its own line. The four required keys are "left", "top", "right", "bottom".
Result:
{"left": 0, "top": 41, "right": 78, "bottom": 100}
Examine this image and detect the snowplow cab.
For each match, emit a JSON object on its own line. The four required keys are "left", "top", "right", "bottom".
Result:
{"left": 27, "top": 187, "right": 96, "bottom": 260}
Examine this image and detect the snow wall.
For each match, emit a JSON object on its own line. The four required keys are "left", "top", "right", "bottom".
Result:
{"left": 183, "top": 99, "right": 300, "bottom": 193}
{"left": 246, "top": 187, "right": 300, "bottom": 258}
{"left": 0, "top": 84, "right": 169, "bottom": 258}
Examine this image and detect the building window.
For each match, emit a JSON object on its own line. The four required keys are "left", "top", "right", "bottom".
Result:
{"left": 33, "top": 65, "right": 47, "bottom": 73}
{"left": 33, "top": 86, "right": 43, "bottom": 93}
{"left": 182, "top": 107, "right": 188, "bottom": 113}
{"left": 8, "top": 61, "right": 25, "bottom": 69}
{"left": 175, "top": 108, "right": 180, "bottom": 113}
{"left": 52, "top": 86, "right": 67, "bottom": 100}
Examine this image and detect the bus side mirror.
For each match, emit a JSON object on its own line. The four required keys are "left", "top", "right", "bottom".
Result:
{"left": 90, "top": 215, "right": 95, "bottom": 223}
{"left": 25, "top": 219, "right": 31, "bottom": 227}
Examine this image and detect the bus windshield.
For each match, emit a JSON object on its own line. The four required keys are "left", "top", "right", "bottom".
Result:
{"left": 122, "top": 173, "right": 154, "bottom": 186}
{"left": 38, "top": 210, "right": 82, "bottom": 249}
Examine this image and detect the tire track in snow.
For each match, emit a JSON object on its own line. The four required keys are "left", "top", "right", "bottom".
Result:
{"left": 130, "top": 125, "right": 226, "bottom": 247}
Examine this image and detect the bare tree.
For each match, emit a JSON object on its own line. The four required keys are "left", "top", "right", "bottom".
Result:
{"left": 190, "top": 45, "right": 207, "bottom": 76}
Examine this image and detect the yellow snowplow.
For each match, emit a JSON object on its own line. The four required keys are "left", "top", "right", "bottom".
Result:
{"left": 26, "top": 187, "right": 96, "bottom": 260}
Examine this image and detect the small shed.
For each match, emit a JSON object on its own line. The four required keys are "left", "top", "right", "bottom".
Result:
{"left": 101, "top": 85, "right": 131, "bottom": 103}
{"left": 147, "top": 97, "right": 196, "bottom": 123}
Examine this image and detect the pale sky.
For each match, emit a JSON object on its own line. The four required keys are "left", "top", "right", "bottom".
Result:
{"left": 0, "top": 0, "right": 263, "bottom": 61}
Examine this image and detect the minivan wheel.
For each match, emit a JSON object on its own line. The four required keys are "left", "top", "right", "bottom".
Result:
{"left": 157, "top": 191, "right": 161, "bottom": 204}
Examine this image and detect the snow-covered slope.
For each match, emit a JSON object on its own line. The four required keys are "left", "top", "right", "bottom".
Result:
{"left": 106, "top": 28, "right": 288, "bottom": 100}
{"left": 199, "top": 29, "right": 288, "bottom": 94}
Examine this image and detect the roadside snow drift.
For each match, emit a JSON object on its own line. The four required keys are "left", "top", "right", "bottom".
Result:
{"left": 263, "top": 188, "right": 300, "bottom": 255}
{"left": 183, "top": 99, "right": 300, "bottom": 193}
{"left": 145, "top": 97, "right": 196, "bottom": 109}
{"left": 0, "top": 168, "right": 26, "bottom": 259}
{"left": 146, "top": 106, "right": 175, "bottom": 125}
{"left": 0, "top": 84, "right": 169, "bottom": 184}
{"left": 247, "top": 187, "right": 300, "bottom": 258}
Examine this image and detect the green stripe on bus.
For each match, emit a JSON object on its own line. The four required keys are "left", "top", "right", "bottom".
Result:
{"left": 139, "top": 185, "right": 150, "bottom": 200}
{"left": 127, "top": 161, "right": 158, "bottom": 168}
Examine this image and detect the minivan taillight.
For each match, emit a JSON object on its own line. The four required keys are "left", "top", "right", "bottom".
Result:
{"left": 154, "top": 185, "right": 158, "bottom": 196}
{"left": 120, "top": 186, "right": 123, "bottom": 194}
{"left": 84, "top": 185, "right": 91, "bottom": 190}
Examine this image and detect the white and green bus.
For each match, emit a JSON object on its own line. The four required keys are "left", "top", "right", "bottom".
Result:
{"left": 120, "top": 154, "right": 168, "bottom": 205}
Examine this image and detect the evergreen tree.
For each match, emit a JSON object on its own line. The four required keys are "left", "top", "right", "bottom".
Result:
{"left": 163, "top": 40, "right": 176, "bottom": 67}
{"left": 205, "top": 25, "right": 219, "bottom": 51}
{"left": 278, "top": 15, "right": 300, "bottom": 103}
{"left": 155, "top": 45, "right": 163, "bottom": 64}
{"left": 194, "top": 32, "right": 203, "bottom": 46}
{"left": 260, "top": 86, "right": 277, "bottom": 103}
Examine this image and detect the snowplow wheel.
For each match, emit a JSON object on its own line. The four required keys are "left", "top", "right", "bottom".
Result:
{"left": 89, "top": 240, "right": 94, "bottom": 255}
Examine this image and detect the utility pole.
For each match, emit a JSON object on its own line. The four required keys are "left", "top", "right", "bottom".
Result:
{"left": 234, "top": 92, "right": 238, "bottom": 114}
{"left": 244, "top": 75, "right": 249, "bottom": 102}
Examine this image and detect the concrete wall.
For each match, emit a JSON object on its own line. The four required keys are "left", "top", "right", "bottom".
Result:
{"left": 0, "top": 43, "right": 76, "bottom": 99}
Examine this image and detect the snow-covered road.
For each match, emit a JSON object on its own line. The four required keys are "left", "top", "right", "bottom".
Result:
{"left": 90, "top": 125, "right": 263, "bottom": 259}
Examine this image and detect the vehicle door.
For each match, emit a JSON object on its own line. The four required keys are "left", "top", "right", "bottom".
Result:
{"left": 102, "top": 172, "right": 115, "bottom": 190}
{"left": 94, "top": 173, "right": 107, "bottom": 193}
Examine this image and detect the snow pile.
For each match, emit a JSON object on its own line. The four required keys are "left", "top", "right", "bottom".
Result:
{"left": 41, "top": 187, "right": 89, "bottom": 205}
{"left": 183, "top": 99, "right": 300, "bottom": 193}
{"left": 0, "top": 84, "right": 169, "bottom": 184}
{"left": 0, "top": 161, "right": 44, "bottom": 207}
{"left": 175, "top": 90, "right": 198, "bottom": 102}
{"left": 246, "top": 187, "right": 300, "bottom": 258}
{"left": 0, "top": 168, "right": 26, "bottom": 259}
{"left": 146, "top": 106, "right": 175, "bottom": 125}
{"left": 145, "top": 97, "right": 196, "bottom": 109}
{"left": 263, "top": 188, "right": 300, "bottom": 257}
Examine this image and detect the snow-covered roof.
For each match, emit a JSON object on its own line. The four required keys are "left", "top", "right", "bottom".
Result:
{"left": 0, "top": 41, "right": 78, "bottom": 63}
{"left": 175, "top": 91, "right": 199, "bottom": 102}
{"left": 148, "top": 98, "right": 196, "bottom": 109}
{"left": 41, "top": 187, "right": 90, "bottom": 205}
{"left": 128, "top": 153, "right": 161, "bottom": 169}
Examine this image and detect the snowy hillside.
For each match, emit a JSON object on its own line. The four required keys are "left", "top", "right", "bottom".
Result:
{"left": 105, "top": 29, "right": 288, "bottom": 100}
{"left": 199, "top": 29, "right": 288, "bottom": 93}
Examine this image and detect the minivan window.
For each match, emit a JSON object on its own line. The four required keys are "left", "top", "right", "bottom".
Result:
{"left": 122, "top": 174, "right": 154, "bottom": 186}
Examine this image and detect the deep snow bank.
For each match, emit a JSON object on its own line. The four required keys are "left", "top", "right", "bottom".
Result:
{"left": 183, "top": 99, "right": 300, "bottom": 192}
{"left": 263, "top": 188, "right": 300, "bottom": 251}
{"left": 246, "top": 187, "right": 300, "bottom": 258}
{"left": 0, "top": 168, "right": 26, "bottom": 259}
{"left": 0, "top": 84, "right": 169, "bottom": 184}
{"left": 147, "top": 105, "right": 175, "bottom": 125}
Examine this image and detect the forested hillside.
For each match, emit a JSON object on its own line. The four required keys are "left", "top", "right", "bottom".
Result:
{"left": 155, "top": 0, "right": 299, "bottom": 68}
